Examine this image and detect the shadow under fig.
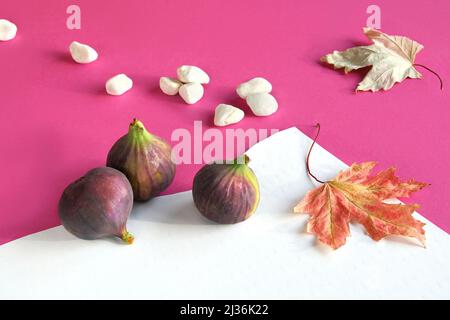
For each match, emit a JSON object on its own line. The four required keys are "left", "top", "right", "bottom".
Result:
{"left": 22, "top": 226, "right": 78, "bottom": 242}
{"left": 130, "top": 196, "right": 215, "bottom": 226}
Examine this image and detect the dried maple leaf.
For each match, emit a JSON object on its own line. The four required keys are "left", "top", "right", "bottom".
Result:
{"left": 322, "top": 27, "right": 425, "bottom": 92}
{"left": 294, "top": 160, "right": 428, "bottom": 250}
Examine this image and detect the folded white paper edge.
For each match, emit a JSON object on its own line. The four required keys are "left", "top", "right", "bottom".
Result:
{"left": 0, "top": 127, "right": 449, "bottom": 299}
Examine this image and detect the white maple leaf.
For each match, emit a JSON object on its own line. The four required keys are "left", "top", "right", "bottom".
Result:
{"left": 322, "top": 28, "right": 424, "bottom": 92}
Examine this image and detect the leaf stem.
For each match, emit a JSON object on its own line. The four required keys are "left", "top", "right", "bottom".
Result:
{"left": 414, "top": 64, "right": 443, "bottom": 90}
{"left": 306, "top": 123, "right": 326, "bottom": 184}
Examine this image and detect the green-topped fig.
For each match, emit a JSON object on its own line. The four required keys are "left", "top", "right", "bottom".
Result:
{"left": 192, "top": 155, "right": 260, "bottom": 224}
{"left": 107, "top": 119, "right": 176, "bottom": 201}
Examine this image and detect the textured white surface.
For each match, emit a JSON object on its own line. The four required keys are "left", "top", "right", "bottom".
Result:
{"left": 0, "top": 127, "right": 449, "bottom": 299}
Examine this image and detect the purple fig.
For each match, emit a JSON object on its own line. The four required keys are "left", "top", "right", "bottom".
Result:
{"left": 58, "top": 167, "right": 134, "bottom": 244}
{"left": 107, "top": 119, "right": 176, "bottom": 201}
{"left": 192, "top": 155, "right": 260, "bottom": 224}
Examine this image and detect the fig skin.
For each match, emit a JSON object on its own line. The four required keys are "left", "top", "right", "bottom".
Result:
{"left": 192, "top": 155, "right": 260, "bottom": 224}
{"left": 107, "top": 119, "right": 176, "bottom": 202}
{"left": 58, "top": 167, "right": 134, "bottom": 244}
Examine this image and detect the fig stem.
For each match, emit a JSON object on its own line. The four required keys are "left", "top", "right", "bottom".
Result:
{"left": 306, "top": 123, "right": 326, "bottom": 184}
{"left": 121, "top": 230, "right": 134, "bottom": 245}
{"left": 128, "top": 118, "right": 153, "bottom": 144}
{"left": 414, "top": 64, "right": 443, "bottom": 90}
{"left": 239, "top": 154, "right": 250, "bottom": 165}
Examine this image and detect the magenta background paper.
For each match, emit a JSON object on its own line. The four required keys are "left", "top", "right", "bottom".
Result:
{"left": 1, "top": 0, "right": 449, "bottom": 245}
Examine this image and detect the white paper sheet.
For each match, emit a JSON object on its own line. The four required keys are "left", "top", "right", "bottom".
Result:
{"left": 0, "top": 127, "right": 449, "bottom": 299}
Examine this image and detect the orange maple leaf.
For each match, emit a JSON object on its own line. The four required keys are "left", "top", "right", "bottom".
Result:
{"left": 294, "top": 162, "right": 428, "bottom": 250}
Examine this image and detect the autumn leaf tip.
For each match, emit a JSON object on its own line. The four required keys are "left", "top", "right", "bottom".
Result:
{"left": 418, "top": 235, "right": 427, "bottom": 248}
{"left": 419, "top": 181, "right": 430, "bottom": 188}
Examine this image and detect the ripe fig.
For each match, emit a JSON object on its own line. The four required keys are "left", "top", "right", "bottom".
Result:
{"left": 107, "top": 119, "right": 176, "bottom": 201}
{"left": 58, "top": 167, "right": 134, "bottom": 244}
{"left": 192, "top": 155, "right": 260, "bottom": 224}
